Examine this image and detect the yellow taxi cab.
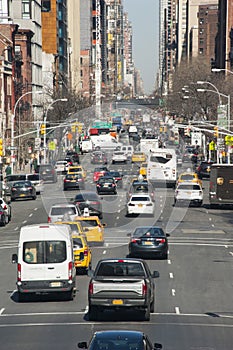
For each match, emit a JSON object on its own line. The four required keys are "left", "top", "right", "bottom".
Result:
{"left": 54, "top": 220, "right": 84, "bottom": 234}
{"left": 131, "top": 152, "right": 147, "bottom": 163}
{"left": 72, "top": 234, "right": 92, "bottom": 274}
{"left": 139, "top": 162, "right": 148, "bottom": 178}
{"left": 74, "top": 215, "right": 105, "bottom": 246}
{"left": 67, "top": 165, "right": 87, "bottom": 179}
{"left": 177, "top": 172, "right": 202, "bottom": 186}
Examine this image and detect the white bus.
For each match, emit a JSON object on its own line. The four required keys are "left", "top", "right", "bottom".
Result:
{"left": 147, "top": 148, "right": 177, "bottom": 187}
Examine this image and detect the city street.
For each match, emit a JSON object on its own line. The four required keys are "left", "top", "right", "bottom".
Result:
{"left": 0, "top": 156, "right": 233, "bottom": 349}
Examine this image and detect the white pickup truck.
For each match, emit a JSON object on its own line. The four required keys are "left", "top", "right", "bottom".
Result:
{"left": 88, "top": 258, "right": 159, "bottom": 321}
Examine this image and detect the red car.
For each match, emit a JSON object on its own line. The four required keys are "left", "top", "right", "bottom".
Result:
{"left": 93, "top": 166, "right": 109, "bottom": 182}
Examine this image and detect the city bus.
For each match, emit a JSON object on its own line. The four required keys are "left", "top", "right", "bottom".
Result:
{"left": 147, "top": 148, "right": 177, "bottom": 188}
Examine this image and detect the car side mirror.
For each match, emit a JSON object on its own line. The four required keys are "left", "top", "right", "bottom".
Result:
{"left": 77, "top": 342, "right": 88, "bottom": 349}
{"left": 152, "top": 271, "right": 160, "bottom": 278}
{"left": 12, "top": 254, "right": 18, "bottom": 264}
{"left": 102, "top": 223, "right": 107, "bottom": 227}
{"left": 166, "top": 233, "right": 170, "bottom": 237}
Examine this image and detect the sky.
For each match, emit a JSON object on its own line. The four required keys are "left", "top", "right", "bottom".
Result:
{"left": 122, "top": 0, "right": 160, "bottom": 95}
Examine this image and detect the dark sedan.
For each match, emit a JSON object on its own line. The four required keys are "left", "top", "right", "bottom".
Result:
{"left": 105, "top": 171, "right": 123, "bottom": 188}
{"left": 96, "top": 176, "right": 117, "bottom": 195}
{"left": 63, "top": 173, "right": 85, "bottom": 191}
{"left": 78, "top": 330, "right": 162, "bottom": 350}
{"left": 72, "top": 191, "right": 103, "bottom": 218}
{"left": 10, "top": 181, "right": 37, "bottom": 201}
{"left": 91, "top": 151, "right": 108, "bottom": 164}
{"left": 128, "top": 226, "right": 169, "bottom": 259}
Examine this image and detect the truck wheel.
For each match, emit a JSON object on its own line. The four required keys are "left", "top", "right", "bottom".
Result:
{"left": 144, "top": 305, "right": 150, "bottom": 321}
{"left": 150, "top": 299, "right": 155, "bottom": 313}
{"left": 89, "top": 306, "right": 98, "bottom": 321}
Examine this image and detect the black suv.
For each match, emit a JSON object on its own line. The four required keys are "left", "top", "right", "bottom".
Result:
{"left": 72, "top": 191, "right": 103, "bottom": 218}
{"left": 196, "top": 161, "right": 213, "bottom": 179}
{"left": 38, "top": 164, "right": 57, "bottom": 183}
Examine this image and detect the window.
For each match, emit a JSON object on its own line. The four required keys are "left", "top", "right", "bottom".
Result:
{"left": 42, "top": 0, "right": 51, "bottom": 12}
{"left": 22, "top": 0, "right": 31, "bottom": 19}
{"left": 23, "top": 241, "right": 67, "bottom": 264}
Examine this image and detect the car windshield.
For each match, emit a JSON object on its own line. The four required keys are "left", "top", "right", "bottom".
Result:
{"left": 130, "top": 196, "right": 150, "bottom": 202}
{"left": 99, "top": 178, "right": 114, "bottom": 183}
{"left": 180, "top": 174, "right": 196, "bottom": 180}
{"left": 73, "top": 238, "right": 83, "bottom": 248}
{"left": 27, "top": 175, "right": 40, "bottom": 181}
{"left": 133, "top": 227, "right": 164, "bottom": 237}
{"left": 80, "top": 219, "right": 98, "bottom": 227}
{"left": 74, "top": 193, "right": 98, "bottom": 202}
{"left": 12, "top": 181, "right": 31, "bottom": 188}
{"left": 89, "top": 338, "right": 144, "bottom": 350}
{"left": 106, "top": 172, "right": 120, "bottom": 177}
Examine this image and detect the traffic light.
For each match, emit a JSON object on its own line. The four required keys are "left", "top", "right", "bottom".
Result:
{"left": 40, "top": 124, "right": 46, "bottom": 135}
{"left": 184, "top": 127, "right": 191, "bottom": 137}
{"left": 213, "top": 126, "right": 218, "bottom": 138}
{"left": 0, "top": 138, "right": 3, "bottom": 156}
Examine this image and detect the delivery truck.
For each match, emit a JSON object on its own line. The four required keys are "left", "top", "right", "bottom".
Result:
{"left": 209, "top": 164, "right": 233, "bottom": 208}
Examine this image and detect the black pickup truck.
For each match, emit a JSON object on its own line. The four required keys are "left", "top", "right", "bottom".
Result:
{"left": 88, "top": 258, "right": 159, "bottom": 321}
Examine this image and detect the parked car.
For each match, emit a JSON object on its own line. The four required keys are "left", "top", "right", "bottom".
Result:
{"left": 10, "top": 181, "right": 37, "bottom": 201}
{"left": 48, "top": 203, "right": 81, "bottom": 223}
{"left": 96, "top": 176, "right": 117, "bottom": 195}
{"left": 126, "top": 194, "right": 155, "bottom": 216}
{"left": 196, "top": 161, "right": 214, "bottom": 179}
{"left": 174, "top": 182, "right": 203, "bottom": 207}
{"left": 72, "top": 192, "right": 103, "bottom": 219}
{"left": 77, "top": 330, "right": 162, "bottom": 350}
{"left": 128, "top": 226, "right": 169, "bottom": 259}
{"left": 63, "top": 173, "right": 85, "bottom": 191}
{"left": 0, "top": 197, "right": 11, "bottom": 225}
{"left": 38, "top": 164, "right": 57, "bottom": 183}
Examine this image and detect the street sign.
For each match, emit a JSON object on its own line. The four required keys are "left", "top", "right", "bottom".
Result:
{"left": 34, "top": 137, "right": 41, "bottom": 150}
{"left": 191, "top": 132, "right": 202, "bottom": 146}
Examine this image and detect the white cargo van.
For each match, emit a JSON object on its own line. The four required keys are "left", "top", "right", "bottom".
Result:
{"left": 12, "top": 224, "right": 76, "bottom": 301}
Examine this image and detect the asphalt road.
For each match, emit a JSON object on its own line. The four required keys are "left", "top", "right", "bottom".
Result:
{"left": 0, "top": 155, "right": 233, "bottom": 349}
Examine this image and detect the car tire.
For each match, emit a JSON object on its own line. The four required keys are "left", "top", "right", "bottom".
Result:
{"left": 144, "top": 305, "right": 150, "bottom": 321}
{"left": 32, "top": 196, "right": 37, "bottom": 200}
{"left": 63, "top": 188, "right": 67, "bottom": 191}
{"left": 64, "top": 289, "right": 74, "bottom": 301}
{"left": 150, "top": 299, "right": 155, "bottom": 313}
{"left": 162, "top": 252, "right": 168, "bottom": 260}
{"left": 0, "top": 216, "right": 6, "bottom": 226}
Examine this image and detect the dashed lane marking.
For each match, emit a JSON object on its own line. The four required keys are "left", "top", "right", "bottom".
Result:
{"left": 0, "top": 308, "right": 5, "bottom": 315}
{"left": 29, "top": 214, "right": 33, "bottom": 217}
{"left": 169, "top": 273, "right": 174, "bottom": 279}
{"left": 172, "top": 289, "right": 176, "bottom": 296}
{"left": 175, "top": 307, "right": 180, "bottom": 314}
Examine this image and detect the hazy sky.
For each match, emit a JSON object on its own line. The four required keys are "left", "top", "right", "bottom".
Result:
{"left": 122, "top": 0, "right": 159, "bottom": 95}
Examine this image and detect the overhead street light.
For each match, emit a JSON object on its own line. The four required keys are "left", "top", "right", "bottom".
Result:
{"left": 43, "top": 98, "right": 68, "bottom": 164}
{"left": 11, "top": 90, "right": 43, "bottom": 173}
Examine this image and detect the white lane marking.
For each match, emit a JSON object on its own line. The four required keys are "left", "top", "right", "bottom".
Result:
{"left": 225, "top": 245, "right": 228, "bottom": 248}
{"left": 105, "top": 243, "right": 109, "bottom": 247}
{"left": 116, "top": 216, "right": 119, "bottom": 220}
{"left": 0, "top": 308, "right": 5, "bottom": 315}
{"left": 84, "top": 305, "right": 89, "bottom": 313}
{"left": 168, "top": 259, "right": 171, "bottom": 264}
{"left": 22, "top": 220, "right": 27, "bottom": 224}
{"left": 171, "top": 289, "right": 176, "bottom": 296}
{"left": 175, "top": 307, "right": 180, "bottom": 314}
{"left": 29, "top": 214, "right": 33, "bottom": 217}
{"left": 212, "top": 224, "right": 215, "bottom": 227}
{"left": 169, "top": 273, "right": 174, "bottom": 279}
{"left": 103, "top": 250, "right": 106, "bottom": 254}
{"left": 34, "top": 208, "right": 38, "bottom": 211}
{"left": 229, "top": 252, "right": 233, "bottom": 256}
{"left": 14, "top": 227, "right": 19, "bottom": 231}
{"left": 209, "top": 218, "right": 212, "bottom": 221}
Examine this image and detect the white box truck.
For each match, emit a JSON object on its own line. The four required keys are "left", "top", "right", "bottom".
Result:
{"left": 12, "top": 224, "right": 76, "bottom": 302}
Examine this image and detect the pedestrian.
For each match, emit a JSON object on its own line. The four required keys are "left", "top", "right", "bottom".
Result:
{"left": 5, "top": 164, "right": 12, "bottom": 176}
{"left": 19, "top": 157, "right": 23, "bottom": 171}
{"left": 30, "top": 159, "right": 33, "bottom": 173}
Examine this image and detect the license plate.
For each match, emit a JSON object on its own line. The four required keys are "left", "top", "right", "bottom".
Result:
{"left": 103, "top": 184, "right": 108, "bottom": 187}
{"left": 138, "top": 204, "right": 143, "bottom": 207}
{"left": 112, "top": 299, "right": 123, "bottom": 305}
{"left": 50, "top": 282, "right": 62, "bottom": 287}
{"left": 144, "top": 241, "right": 153, "bottom": 245}
{"left": 20, "top": 194, "right": 26, "bottom": 197}
{"left": 207, "top": 168, "right": 210, "bottom": 172}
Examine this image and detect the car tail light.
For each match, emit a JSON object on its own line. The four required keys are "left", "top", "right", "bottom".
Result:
{"left": 17, "top": 264, "right": 21, "bottom": 282}
{"left": 51, "top": 169, "right": 55, "bottom": 174}
{"left": 96, "top": 184, "right": 100, "bottom": 187}
{"left": 199, "top": 191, "right": 202, "bottom": 195}
{"left": 28, "top": 186, "right": 33, "bottom": 190}
{"left": 197, "top": 166, "right": 201, "bottom": 172}
{"left": 142, "top": 282, "right": 147, "bottom": 295}
{"left": 156, "top": 238, "right": 166, "bottom": 243}
{"left": 89, "top": 282, "right": 93, "bottom": 295}
{"left": 64, "top": 179, "right": 70, "bottom": 182}
{"left": 68, "top": 261, "right": 73, "bottom": 280}
{"left": 91, "top": 201, "right": 99, "bottom": 205}
{"left": 128, "top": 203, "right": 135, "bottom": 206}
{"left": 131, "top": 238, "right": 140, "bottom": 243}
{"left": 209, "top": 181, "right": 213, "bottom": 190}
{"left": 48, "top": 217, "right": 51, "bottom": 223}
{"left": 12, "top": 187, "right": 17, "bottom": 191}
{"left": 146, "top": 203, "right": 153, "bottom": 206}
{"left": 3, "top": 205, "right": 7, "bottom": 210}
{"left": 84, "top": 249, "right": 88, "bottom": 256}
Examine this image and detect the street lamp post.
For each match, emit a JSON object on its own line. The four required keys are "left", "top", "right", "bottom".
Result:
{"left": 43, "top": 98, "right": 68, "bottom": 164}
{"left": 11, "top": 90, "right": 43, "bottom": 173}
